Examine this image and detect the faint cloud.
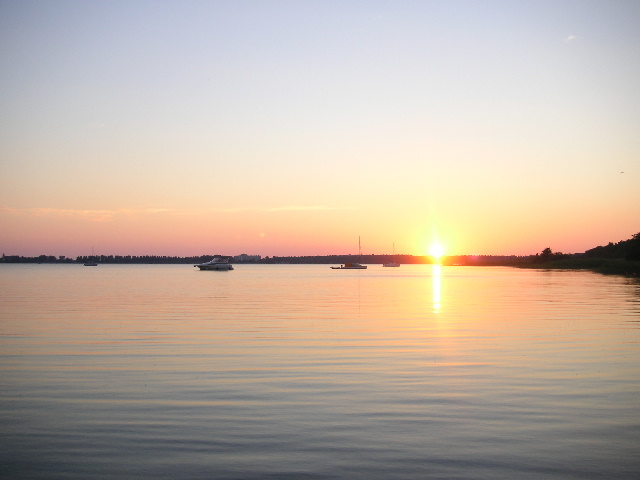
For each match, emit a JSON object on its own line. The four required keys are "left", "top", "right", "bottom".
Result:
{"left": 0, "top": 205, "right": 20, "bottom": 216}
{"left": 0, "top": 206, "right": 181, "bottom": 222}
{"left": 0, "top": 206, "right": 114, "bottom": 222}
{"left": 209, "top": 207, "right": 249, "bottom": 213}
{"left": 0, "top": 204, "right": 353, "bottom": 220}
{"left": 38, "top": 208, "right": 114, "bottom": 222}
{"left": 564, "top": 35, "right": 578, "bottom": 43}
{"left": 125, "top": 207, "right": 177, "bottom": 215}
{"left": 266, "top": 206, "right": 351, "bottom": 212}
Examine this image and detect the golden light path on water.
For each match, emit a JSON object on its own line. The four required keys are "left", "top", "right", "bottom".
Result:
{"left": 432, "top": 264, "right": 442, "bottom": 314}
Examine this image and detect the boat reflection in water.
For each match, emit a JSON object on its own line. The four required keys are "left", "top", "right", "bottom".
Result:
{"left": 194, "top": 257, "right": 234, "bottom": 271}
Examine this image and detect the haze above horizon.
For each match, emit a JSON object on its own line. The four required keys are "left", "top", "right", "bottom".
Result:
{"left": 1, "top": 1, "right": 639, "bottom": 258}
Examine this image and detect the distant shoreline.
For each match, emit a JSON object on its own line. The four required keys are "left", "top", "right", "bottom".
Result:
{"left": 0, "top": 253, "right": 533, "bottom": 266}
{"left": 2, "top": 253, "right": 638, "bottom": 276}
{"left": 3, "top": 229, "right": 639, "bottom": 277}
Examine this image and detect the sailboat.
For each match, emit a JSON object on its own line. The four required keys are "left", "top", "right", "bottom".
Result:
{"left": 84, "top": 247, "right": 98, "bottom": 266}
{"left": 383, "top": 242, "right": 400, "bottom": 267}
{"left": 331, "top": 236, "right": 368, "bottom": 269}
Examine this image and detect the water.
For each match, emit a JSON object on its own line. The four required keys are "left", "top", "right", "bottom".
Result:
{"left": 1, "top": 264, "right": 639, "bottom": 479}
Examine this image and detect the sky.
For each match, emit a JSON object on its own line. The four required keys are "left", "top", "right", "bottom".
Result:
{"left": 1, "top": 0, "right": 639, "bottom": 258}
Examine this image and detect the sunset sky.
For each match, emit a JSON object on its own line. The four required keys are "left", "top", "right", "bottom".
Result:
{"left": 1, "top": 0, "right": 639, "bottom": 258}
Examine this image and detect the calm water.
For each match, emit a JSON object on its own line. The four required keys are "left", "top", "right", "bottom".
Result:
{"left": 1, "top": 264, "right": 639, "bottom": 479}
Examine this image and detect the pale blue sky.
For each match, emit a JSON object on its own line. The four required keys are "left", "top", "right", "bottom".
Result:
{"left": 1, "top": 0, "right": 639, "bottom": 256}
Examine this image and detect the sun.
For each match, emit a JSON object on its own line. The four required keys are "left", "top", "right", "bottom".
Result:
{"left": 429, "top": 242, "right": 445, "bottom": 262}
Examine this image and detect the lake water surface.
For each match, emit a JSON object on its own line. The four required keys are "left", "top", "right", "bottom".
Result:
{"left": 1, "top": 264, "right": 639, "bottom": 479}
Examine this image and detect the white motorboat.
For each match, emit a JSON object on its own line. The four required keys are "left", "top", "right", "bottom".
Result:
{"left": 194, "top": 257, "right": 234, "bottom": 271}
{"left": 330, "top": 262, "right": 367, "bottom": 269}
{"left": 331, "top": 236, "right": 368, "bottom": 269}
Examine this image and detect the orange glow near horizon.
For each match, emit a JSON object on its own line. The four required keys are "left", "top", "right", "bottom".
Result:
{"left": 0, "top": 204, "right": 638, "bottom": 258}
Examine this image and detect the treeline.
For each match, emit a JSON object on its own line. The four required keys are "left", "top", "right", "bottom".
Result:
{"left": 244, "top": 254, "right": 529, "bottom": 265}
{"left": 264, "top": 254, "right": 427, "bottom": 264}
{"left": 441, "top": 255, "right": 530, "bottom": 266}
{"left": 75, "top": 255, "right": 223, "bottom": 264}
{"left": 521, "top": 232, "right": 640, "bottom": 276}
{"left": 583, "top": 232, "right": 640, "bottom": 261}
{"left": 1, "top": 254, "right": 75, "bottom": 263}
{"left": 1, "top": 254, "right": 225, "bottom": 264}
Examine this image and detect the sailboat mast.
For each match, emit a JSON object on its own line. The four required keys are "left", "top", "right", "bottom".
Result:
{"left": 359, "top": 236, "right": 361, "bottom": 256}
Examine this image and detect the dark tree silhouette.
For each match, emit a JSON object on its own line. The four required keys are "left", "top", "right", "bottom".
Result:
{"left": 540, "top": 247, "right": 553, "bottom": 262}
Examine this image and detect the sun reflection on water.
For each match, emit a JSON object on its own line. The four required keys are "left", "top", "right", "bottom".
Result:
{"left": 432, "top": 264, "right": 442, "bottom": 313}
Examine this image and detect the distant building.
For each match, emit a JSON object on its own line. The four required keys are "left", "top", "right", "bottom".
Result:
{"left": 234, "top": 254, "right": 261, "bottom": 262}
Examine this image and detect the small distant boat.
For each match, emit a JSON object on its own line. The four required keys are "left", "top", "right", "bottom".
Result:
{"left": 330, "top": 262, "right": 367, "bottom": 270}
{"left": 194, "top": 257, "right": 234, "bottom": 271}
{"left": 383, "top": 242, "right": 400, "bottom": 267}
{"left": 331, "top": 236, "right": 367, "bottom": 269}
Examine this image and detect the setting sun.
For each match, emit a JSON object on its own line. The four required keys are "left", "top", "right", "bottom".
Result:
{"left": 429, "top": 242, "right": 445, "bottom": 261}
